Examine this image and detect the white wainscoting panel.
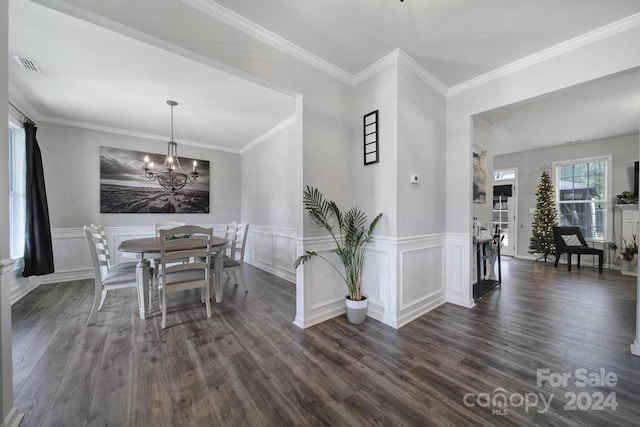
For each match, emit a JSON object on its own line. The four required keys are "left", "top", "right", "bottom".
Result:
{"left": 3, "top": 258, "right": 34, "bottom": 305}
{"left": 245, "top": 225, "right": 296, "bottom": 283}
{"left": 394, "top": 234, "right": 447, "bottom": 328}
{"left": 362, "top": 245, "right": 392, "bottom": 319}
{"left": 294, "top": 234, "right": 446, "bottom": 330}
{"left": 293, "top": 236, "right": 356, "bottom": 329}
{"left": 108, "top": 226, "right": 155, "bottom": 265}
{"left": 51, "top": 228, "right": 92, "bottom": 275}
{"left": 446, "top": 232, "right": 475, "bottom": 308}
{"left": 401, "top": 248, "right": 443, "bottom": 307}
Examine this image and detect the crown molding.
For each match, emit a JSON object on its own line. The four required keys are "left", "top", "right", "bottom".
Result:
{"left": 448, "top": 12, "right": 640, "bottom": 96}
{"left": 184, "top": 0, "right": 448, "bottom": 95}
{"left": 396, "top": 50, "right": 449, "bottom": 97}
{"left": 39, "top": 114, "right": 301, "bottom": 155}
{"left": 352, "top": 49, "right": 400, "bottom": 85}
{"left": 239, "top": 114, "right": 297, "bottom": 153}
{"left": 39, "top": 116, "right": 240, "bottom": 153}
{"left": 353, "top": 49, "right": 449, "bottom": 96}
{"left": 8, "top": 85, "right": 42, "bottom": 122}
{"left": 183, "top": 0, "right": 354, "bottom": 84}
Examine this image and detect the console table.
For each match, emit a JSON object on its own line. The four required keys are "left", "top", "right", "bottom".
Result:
{"left": 474, "top": 236, "right": 502, "bottom": 298}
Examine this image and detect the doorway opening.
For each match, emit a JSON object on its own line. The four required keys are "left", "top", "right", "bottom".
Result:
{"left": 493, "top": 168, "right": 517, "bottom": 257}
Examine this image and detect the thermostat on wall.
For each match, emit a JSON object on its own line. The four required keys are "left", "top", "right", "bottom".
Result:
{"left": 410, "top": 175, "right": 420, "bottom": 184}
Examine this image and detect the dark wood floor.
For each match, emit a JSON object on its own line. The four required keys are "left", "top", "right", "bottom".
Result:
{"left": 12, "top": 258, "right": 640, "bottom": 426}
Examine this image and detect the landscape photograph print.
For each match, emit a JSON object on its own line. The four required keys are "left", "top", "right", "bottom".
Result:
{"left": 473, "top": 144, "right": 487, "bottom": 204}
{"left": 100, "top": 146, "right": 210, "bottom": 213}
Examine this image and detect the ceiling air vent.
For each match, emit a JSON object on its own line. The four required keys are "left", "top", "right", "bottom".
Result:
{"left": 13, "top": 56, "right": 42, "bottom": 73}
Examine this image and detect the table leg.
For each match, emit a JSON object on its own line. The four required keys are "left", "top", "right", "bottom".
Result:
{"left": 135, "top": 259, "right": 150, "bottom": 320}
{"left": 214, "top": 250, "right": 224, "bottom": 304}
{"left": 149, "top": 259, "right": 159, "bottom": 313}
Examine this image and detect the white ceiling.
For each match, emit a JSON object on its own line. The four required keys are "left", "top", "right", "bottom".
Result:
{"left": 211, "top": 0, "right": 640, "bottom": 87}
{"left": 8, "top": 0, "right": 640, "bottom": 154}
{"left": 480, "top": 70, "right": 640, "bottom": 155}
{"left": 8, "top": 0, "right": 297, "bottom": 152}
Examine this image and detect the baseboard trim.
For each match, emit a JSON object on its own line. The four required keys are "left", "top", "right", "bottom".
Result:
{"left": 3, "top": 406, "right": 24, "bottom": 427}
{"left": 396, "top": 294, "right": 447, "bottom": 328}
{"left": 515, "top": 253, "right": 617, "bottom": 270}
{"left": 246, "top": 259, "right": 295, "bottom": 283}
{"left": 33, "top": 269, "right": 93, "bottom": 286}
{"left": 293, "top": 304, "right": 344, "bottom": 329}
{"left": 11, "top": 269, "right": 93, "bottom": 305}
{"left": 446, "top": 295, "right": 476, "bottom": 308}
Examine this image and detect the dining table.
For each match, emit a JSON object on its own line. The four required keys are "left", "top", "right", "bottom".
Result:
{"left": 117, "top": 235, "right": 229, "bottom": 317}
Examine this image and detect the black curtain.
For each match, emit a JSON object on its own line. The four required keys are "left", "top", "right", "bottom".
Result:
{"left": 22, "top": 122, "right": 54, "bottom": 277}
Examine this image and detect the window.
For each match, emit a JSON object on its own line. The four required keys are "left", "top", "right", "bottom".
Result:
{"left": 493, "top": 169, "right": 516, "bottom": 181}
{"left": 554, "top": 156, "right": 610, "bottom": 240}
{"left": 9, "top": 123, "right": 26, "bottom": 259}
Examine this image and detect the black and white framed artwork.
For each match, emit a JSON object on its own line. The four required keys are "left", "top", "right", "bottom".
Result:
{"left": 99, "top": 146, "right": 210, "bottom": 213}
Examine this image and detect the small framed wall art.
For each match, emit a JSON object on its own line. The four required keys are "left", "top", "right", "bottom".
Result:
{"left": 363, "top": 110, "right": 379, "bottom": 165}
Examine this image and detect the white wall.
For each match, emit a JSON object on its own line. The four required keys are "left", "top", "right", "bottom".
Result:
{"left": 354, "top": 64, "right": 398, "bottom": 237}
{"left": 397, "top": 64, "right": 447, "bottom": 237}
{"left": 495, "top": 133, "right": 639, "bottom": 257}
{"left": 241, "top": 117, "right": 299, "bottom": 282}
{"left": 241, "top": 120, "right": 297, "bottom": 229}
{"left": 37, "top": 121, "right": 241, "bottom": 228}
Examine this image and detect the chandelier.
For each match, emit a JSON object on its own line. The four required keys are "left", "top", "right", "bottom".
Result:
{"left": 143, "top": 100, "right": 198, "bottom": 193}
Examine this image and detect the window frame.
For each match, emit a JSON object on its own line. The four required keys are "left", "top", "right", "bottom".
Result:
{"left": 8, "top": 118, "right": 26, "bottom": 259}
{"left": 552, "top": 155, "right": 612, "bottom": 242}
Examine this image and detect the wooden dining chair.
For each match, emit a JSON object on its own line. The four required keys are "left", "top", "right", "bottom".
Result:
{"left": 90, "top": 224, "right": 137, "bottom": 273}
{"left": 154, "top": 221, "right": 186, "bottom": 237}
{"left": 152, "top": 221, "right": 187, "bottom": 304}
{"left": 84, "top": 225, "right": 140, "bottom": 325}
{"left": 212, "top": 222, "right": 249, "bottom": 293}
{"left": 223, "top": 221, "right": 238, "bottom": 258}
{"left": 158, "top": 225, "right": 213, "bottom": 329}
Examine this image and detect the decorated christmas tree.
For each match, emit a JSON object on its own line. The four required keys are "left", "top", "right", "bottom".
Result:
{"left": 529, "top": 170, "right": 558, "bottom": 261}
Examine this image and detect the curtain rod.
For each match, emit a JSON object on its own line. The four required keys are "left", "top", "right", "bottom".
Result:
{"left": 8, "top": 101, "right": 36, "bottom": 125}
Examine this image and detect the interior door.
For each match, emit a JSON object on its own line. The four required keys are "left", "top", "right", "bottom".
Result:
{"left": 493, "top": 182, "right": 516, "bottom": 257}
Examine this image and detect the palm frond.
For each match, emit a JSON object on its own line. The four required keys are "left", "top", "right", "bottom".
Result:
{"left": 294, "top": 186, "right": 383, "bottom": 301}
{"left": 293, "top": 251, "right": 317, "bottom": 269}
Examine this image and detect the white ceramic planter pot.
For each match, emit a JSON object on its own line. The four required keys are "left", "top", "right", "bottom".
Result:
{"left": 621, "top": 254, "right": 638, "bottom": 275}
{"left": 345, "top": 296, "right": 368, "bottom": 324}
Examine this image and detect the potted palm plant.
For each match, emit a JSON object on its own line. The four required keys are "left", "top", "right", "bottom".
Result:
{"left": 294, "top": 186, "right": 383, "bottom": 324}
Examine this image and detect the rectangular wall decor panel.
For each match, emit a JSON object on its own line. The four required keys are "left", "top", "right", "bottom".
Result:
{"left": 363, "top": 110, "right": 379, "bottom": 165}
